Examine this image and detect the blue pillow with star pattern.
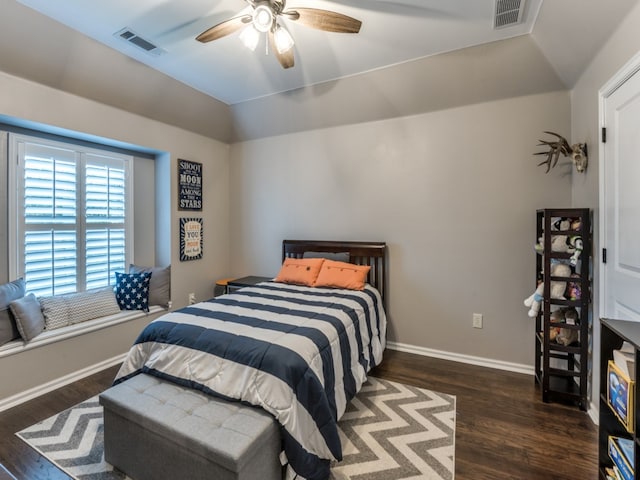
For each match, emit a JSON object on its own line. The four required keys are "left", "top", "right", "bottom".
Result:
{"left": 115, "top": 272, "right": 152, "bottom": 312}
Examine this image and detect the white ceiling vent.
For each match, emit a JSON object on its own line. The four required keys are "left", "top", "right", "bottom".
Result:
{"left": 114, "top": 28, "right": 166, "bottom": 57}
{"left": 494, "top": 0, "right": 526, "bottom": 29}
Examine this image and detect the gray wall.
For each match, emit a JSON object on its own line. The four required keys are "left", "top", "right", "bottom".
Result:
{"left": 0, "top": 311, "right": 164, "bottom": 404}
{"left": 0, "top": 70, "right": 231, "bottom": 404}
{"left": 0, "top": 132, "right": 7, "bottom": 283}
{"left": 0, "top": 0, "right": 232, "bottom": 143}
{"left": 2, "top": 0, "right": 638, "bottom": 411}
{"left": 133, "top": 156, "right": 158, "bottom": 268}
{"left": 0, "top": 70, "right": 231, "bottom": 308}
{"left": 570, "top": 1, "right": 640, "bottom": 412}
{"left": 229, "top": 90, "right": 572, "bottom": 369}
{"left": 229, "top": 36, "right": 566, "bottom": 142}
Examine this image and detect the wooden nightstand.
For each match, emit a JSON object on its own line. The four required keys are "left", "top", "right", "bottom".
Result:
{"left": 226, "top": 276, "right": 273, "bottom": 294}
{"left": 213, "top": 278, "right": 233, "bottom": 297}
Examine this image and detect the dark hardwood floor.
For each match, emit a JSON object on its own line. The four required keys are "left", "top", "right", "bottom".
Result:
{"left": 0, "top": 350, "right": 597, "bottom": 479}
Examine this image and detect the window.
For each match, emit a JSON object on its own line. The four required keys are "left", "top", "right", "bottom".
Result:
{"left": 9, "top": 134, "right": 133, "bottom": 296}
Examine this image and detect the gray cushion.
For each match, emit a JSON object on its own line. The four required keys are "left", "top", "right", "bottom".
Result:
{"left": 303, "top": 251, "right": 350, "bottom": 262}
{"left": 0, "top": 279, "right": 25, "bottom": 346}
{"left": 10, "top": 293, "right": 45, "bottom": 341}
{"left": 40, "top": 286, "right": 121, "bottom": 330}
{"left": 39, "top": 295, "right": 69, "bottom": 330}
{"left": 66, "top": 286, "right": 121, "bottom": 324}
{"left": 129, "top": 264, "right": 171, "bottom": 308}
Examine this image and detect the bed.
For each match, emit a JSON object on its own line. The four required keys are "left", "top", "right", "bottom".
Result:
{"left": 114, "top": 240, "right": 387, "bottom": 480}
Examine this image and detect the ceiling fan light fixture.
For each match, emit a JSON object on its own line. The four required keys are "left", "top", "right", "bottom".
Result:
{"left": 274, "top": 24, "right": 294, "bottom": 54}
{"left": 239, "top": 25, "right": 260, "bottom": 51}
{"left": 253, "top": 5, "right": 274, "bottom": 33}
{"left": 195, "top": 0, "right": 362, "bottom": 70}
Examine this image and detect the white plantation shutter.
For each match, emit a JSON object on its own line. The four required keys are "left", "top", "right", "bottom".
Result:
{"left": 86, "top": 229, "right": 126, "bottom": 290}
{"left": 9, "top": 134, "right": 132, "bottom": 296}
{"left": 22, "top": 145, "right": 78, "bottom": 296}
{"left": 85, "top": 155, "right": 127, "bottom": 290}
{"left": 24, "top": 230, "right": 77, "bottom": 296}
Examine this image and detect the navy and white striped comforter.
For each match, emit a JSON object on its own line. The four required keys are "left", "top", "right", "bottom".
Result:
{"left": 115, "top": 281, "right": 387, "bottom": 480}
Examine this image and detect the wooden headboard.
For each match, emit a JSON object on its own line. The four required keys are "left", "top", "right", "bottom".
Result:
{"left": 282, "top": 240, "right": 387, "bottom": 303}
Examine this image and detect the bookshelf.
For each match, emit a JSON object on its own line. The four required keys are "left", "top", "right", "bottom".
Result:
{"left": 599, "top": 318, "right": 638, "bottom": 480}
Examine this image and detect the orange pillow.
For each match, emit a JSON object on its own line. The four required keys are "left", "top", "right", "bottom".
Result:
{"left": 313, "top": 260, "right": 371, "bottom": 291}
{"left": 274, "top": 257, "right": 325, "bottom": 286}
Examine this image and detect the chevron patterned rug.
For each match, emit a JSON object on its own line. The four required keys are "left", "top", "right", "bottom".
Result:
{"left": 16, "top": 377, "right": 455, "bottom": 480}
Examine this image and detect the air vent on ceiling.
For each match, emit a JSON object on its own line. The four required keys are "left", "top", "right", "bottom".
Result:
{"left": 494, "top": 0, "right": 526, "bottom": 29}
{"left": 114, "top": 27, "right": 166, "bottom": 57}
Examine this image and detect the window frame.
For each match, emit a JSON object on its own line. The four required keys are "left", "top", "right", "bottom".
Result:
{"left": 8, "top": 133, "right": 134, "bottom": 295}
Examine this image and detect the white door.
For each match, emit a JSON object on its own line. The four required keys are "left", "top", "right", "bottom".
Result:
{"left": 602, "top": 66, "right": 640, "bottom": 320}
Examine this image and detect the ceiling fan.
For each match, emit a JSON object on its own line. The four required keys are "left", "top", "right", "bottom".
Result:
{"left": 196, "top": 0, "right": 362, "bottom": 69}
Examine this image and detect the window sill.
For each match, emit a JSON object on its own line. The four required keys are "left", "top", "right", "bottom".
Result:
{"left": 0, "top": 305, "right": 166, "bottom": 359}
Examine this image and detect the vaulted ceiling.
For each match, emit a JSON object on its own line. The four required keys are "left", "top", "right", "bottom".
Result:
{"left": 1, "top": 0, "right": 638, "bottom": 143}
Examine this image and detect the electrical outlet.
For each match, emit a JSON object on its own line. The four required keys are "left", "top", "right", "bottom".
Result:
{"left": 473, "top": 313, "right": 483, "bottom": 329}
{"left": 188, "top": 293, "right": 196, "bottom": 305}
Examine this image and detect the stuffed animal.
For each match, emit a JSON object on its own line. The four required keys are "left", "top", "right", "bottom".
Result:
{"left": 552, "top": 218, "right": 571, "bottom": 231}
{"left": 524, "top": 262, "right": 571, "bottom": 317}
{"left": 567, "top": 235, "right": 583, "bottom": 266}
{"left": 549, "top": 307, "right": 580, "bottom": 346}
{"left": 534, "top": 235, "right": 570, "bottom": 254}
{"left": 569, "top": 218, "right": 581, "bottom": 231}
{"left": 534, "top": 233, "right": 582, "bottom": 266}
{"left": 567, "top": 273, "right": 582, "bottom": 300}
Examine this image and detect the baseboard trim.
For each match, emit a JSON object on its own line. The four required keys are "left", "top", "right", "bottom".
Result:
{"left": 0, "top": 353, "right": 126, "bottom": 413}
{"left": 0, "top": 342, "right": 573, "bottom": 414}
{"left": 386, "top": 341, "right": 599, "bottom": 425}
{"left": 386, "top": 341, "right": 535, "bottom": 376}
{"left": 587, "top": 401, "right": 599, "bottom": 426}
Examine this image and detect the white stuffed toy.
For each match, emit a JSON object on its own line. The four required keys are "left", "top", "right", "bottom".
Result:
{"left": 567, "top": 235, "right": 583, "bottom": 266}
{"left": 523, "top": 262, "right": 571, "bottom": 317}
{"left": 534, "top": 234, "right": 582, "bottom": 266}
{"left": 534, "top": 235, "right": 569, "bottom": 254}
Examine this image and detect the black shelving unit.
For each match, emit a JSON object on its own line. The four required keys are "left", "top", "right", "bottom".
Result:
{"left": 533, "top": 208, "right": 591, "bottom": 410}
{"left": 599, "top": 318, "right": 638, "bottom": 479}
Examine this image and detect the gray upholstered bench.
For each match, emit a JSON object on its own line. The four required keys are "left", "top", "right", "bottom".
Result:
{"left": 99, "top": 373, "right": 282, "bottom": 480}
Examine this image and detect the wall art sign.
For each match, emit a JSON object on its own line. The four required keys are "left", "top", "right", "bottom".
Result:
{"left": 178, "top": 159, "right": 202, "bottom": 211}
{"left": 180, "top": 218, "right": 203, "bottom": 261}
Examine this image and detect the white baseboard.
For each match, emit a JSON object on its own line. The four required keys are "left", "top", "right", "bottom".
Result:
{"left": 385, "top": 341, "right": 535, "bottom": 375}
{"left": 587, "top": 401, "right": 599, "bottom": 426}
{"left": 2, "top": 342, "right": 598, "bottom": 426}
{"left": 0, "top": 353, "right": 127, "bottom": 413}
{"left": 386, "top": 341, "right": 600, "bottom": 426}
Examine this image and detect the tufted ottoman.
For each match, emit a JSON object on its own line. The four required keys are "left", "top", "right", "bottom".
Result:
{"left": 99, "top": 373, "right": 282, "bottom": 480}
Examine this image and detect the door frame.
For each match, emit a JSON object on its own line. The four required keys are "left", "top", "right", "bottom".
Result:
{"left": 598, "top": 49, "right": 640, "bottom": 318}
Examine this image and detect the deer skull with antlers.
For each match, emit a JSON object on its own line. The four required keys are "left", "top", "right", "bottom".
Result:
{"left": 534, "top": 131, "right": 588, "bottom": 173}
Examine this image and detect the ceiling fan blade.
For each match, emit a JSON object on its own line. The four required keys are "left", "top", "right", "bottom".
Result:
{"left": 284, "top": 8, "right": 362, "bottom": 33}
{"left": 196, "top": 15, "right": 252, "bottom": 43}
{"left": 268, "top": 30, "right": 294, "bottom": 69}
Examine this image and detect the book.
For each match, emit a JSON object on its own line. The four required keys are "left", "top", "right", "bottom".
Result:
{"left": 617, "top": 436, "right": 635, "bottom": 466}
{"left": 609, "top": 436, "right": 635, "bottom": 480}
{"left": 614, "top": 343, "right": 636, "bottom": 378}
{"left": 608, "top": 360, "right": 635, "bottom": 433}
{"left": 606, "top": 466, "right": 622, "bottom": 480}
